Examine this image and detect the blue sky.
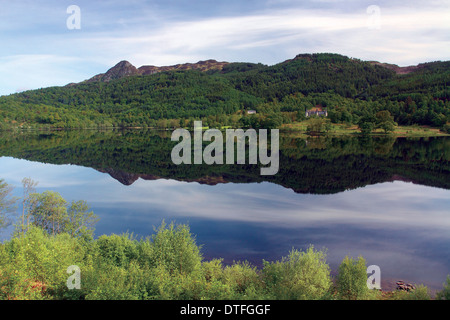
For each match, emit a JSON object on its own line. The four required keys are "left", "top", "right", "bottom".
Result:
{"left": 0, "top": 0, "right": 449, "bottom": 96}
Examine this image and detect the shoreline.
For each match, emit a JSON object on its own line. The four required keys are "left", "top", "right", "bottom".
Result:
{"left": 1, "top": 124, "right": 449, "bottom": 138}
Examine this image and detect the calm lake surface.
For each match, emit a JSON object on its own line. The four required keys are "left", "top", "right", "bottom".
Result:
{"left": 0, "top": 130, "right": 449, "bottom": 292}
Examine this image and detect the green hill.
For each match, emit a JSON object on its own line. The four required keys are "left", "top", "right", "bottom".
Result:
{"left": 0, "top": 53, "right": 448, "bottom": 130}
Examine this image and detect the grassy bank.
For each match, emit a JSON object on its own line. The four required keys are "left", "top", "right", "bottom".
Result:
{"left": 282, "top": 121, "right": 450, "bottom": 137}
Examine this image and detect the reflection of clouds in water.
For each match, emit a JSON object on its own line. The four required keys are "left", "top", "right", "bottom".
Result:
{"left": 1, "top": 158, "right": 448, "bottom": 232}
{"left": 0, "top": 157, "right": 110, "bottom": 188}
{"left": 1, "top": 158, "right": 449, "bottom": 290}
{"left": 93, "top": 177, "right": 450, "bottom": 231}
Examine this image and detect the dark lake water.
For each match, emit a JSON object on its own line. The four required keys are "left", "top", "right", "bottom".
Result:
{"left": 0, "top": 130, "right": 449, "bottom": 292}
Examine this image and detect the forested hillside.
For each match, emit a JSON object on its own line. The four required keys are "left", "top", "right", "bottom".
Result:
{"left": 0, "top": 53, "right": 448, "bottom": 130}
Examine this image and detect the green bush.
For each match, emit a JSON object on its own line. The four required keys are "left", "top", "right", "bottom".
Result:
{"left": 262, "top": 246, "right": 332, "bottom": 300}
{"left": 84, "top": 260, "right": 152, "bottom": 300}
{"left": 403, "top": 285, "right": 431, "bottom": 300}
{"left": 0, "top": 179, "right": 16, "bottom": 230}
{"left": 388, "top": 285, "right": 431, "bottom": 300}
{"left": 222, "top": 261, "right": 263, "bottom": 299}
{"left": 306, "top": 118, "right": 326, "bottom": 134}
{"left": 149, "top": 221, "right": 203, "bottom": 275}
{"left": 96, "top": 233, "right": 139, "bottom": 268}
{"left": 442, "top": 123, "right": 450, "bottom": 134}
{"left": 200, "top": 259, "right": 235, "bottom": 300}
{"left": 436, "top": 276, "right": 450, "bottom": 300}
{"left": 1, "top": 218, "right": 445, "bottom": 301}
{"left": 0, "top": 226, "right": 89, "bottom": 300}
{"left": 202, "top": 258, "right": 224, "bottom": 283}
{"left": 359, "top": 121, "right": 375, "bottom": 135}
{"left": 143, "top": 264, "right": 205, "bottom": 300}
{"left": 336, "top": 256, "right": 370, "bottom": 300}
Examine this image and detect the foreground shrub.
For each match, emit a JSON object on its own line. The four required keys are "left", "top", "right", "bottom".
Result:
{"left": 200, "top": 259, "right": 234, "bottom": 300}
{"left": 84, "top": 259, "right": 155, "bottom": 300}
{"left": 1, "top": 221, "right": 444, "bottom": 301}
{"left": 336, "top": 256, "right": 370, "bottom": 300}
{"left": 96, "top": 233, "right": 139, "bottom": 268}
{"left": 0, "top": 226, "right": 89, "bottom": 300}
{"left": 387, "top": 285, "right": 431, "bottom": 300}
{"left": 436, "top": 276, "right": 450, "bottom": 300}
{"left": 149, "top": 221, "right": 203, "bottom": 275}
{"left": 222, "top": 261, "right": 264, "bottom": 299}
{"left": 262, "top": 246, "right": 332, "bottom": 300}
{"left": 442, "top": 123, "right": 450, "bottom": 134}
{"left": 84, "top": 221, "right": 205, "bottom": 300}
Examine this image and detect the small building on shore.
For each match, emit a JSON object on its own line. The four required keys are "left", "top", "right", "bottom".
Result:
{"left": 306, "top": 105, "right": 328, "bottom": 117}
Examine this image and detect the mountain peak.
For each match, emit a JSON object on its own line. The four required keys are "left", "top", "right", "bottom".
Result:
{"left": 84, "top": 60, "right": 139, "bottom": 83}
{"left": 84, "top": 59, "right": 229, "bottom": 83}
{"left": 116, "top": 60, "right": 133, "bottom": 66}
{"left": 100, "top": 60, "right": 140, "bottom": 82}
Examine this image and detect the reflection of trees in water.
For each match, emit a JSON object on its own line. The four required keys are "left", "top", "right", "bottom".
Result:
{"left": 374, "top": 137, "right": 396, "bottom": 155}
{"left": 0, "top": 130, "right": 448, "bottom": 194}
{"left": 306, "top": 136, "right": 327, "bottom": 150}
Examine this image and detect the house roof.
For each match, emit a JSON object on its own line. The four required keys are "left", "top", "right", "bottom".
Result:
{"left": 307, "top": 105, "right": 326, "bottom": 112}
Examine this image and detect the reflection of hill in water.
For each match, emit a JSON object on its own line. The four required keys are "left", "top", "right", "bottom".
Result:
{"left": 0, "top": 130, "right": 448, "bottom": 194}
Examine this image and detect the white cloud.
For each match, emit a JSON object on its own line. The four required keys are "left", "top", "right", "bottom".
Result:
{"left": 0, "top": 2, "right": 448, "bottom": 95}
{"left": 68, "top": 6, "right": 450, "bottom": 68}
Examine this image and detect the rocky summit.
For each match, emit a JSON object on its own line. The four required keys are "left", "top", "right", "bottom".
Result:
{"left": 85, "top": 59, "right": 229, "bottom": 83}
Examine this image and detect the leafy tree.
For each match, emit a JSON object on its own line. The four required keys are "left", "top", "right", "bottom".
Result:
{"left": 359, "top": 121, "right": 375, "bottom": 134}
{"left": 262, "top": 246, "right": 332, "bottom": 300}
{"left": 324, "top": 119, "right": 333, "bottom": 133}
{"left": 306, "top": 118, "right": 326, "bottom": 134}
{"left": 96, "top": 233, "right": 139, "bottom": 268}
{"left": 222, "top": 261, "right": 262, "bottom": 299}
{"left": 66, "top": 200, "right": 99, "bottom": 240}
{"left": 0, "top": 179, "right": 16, "bottom": 230}
{"left": 0, "top": 225, "right": 89, "bottom": 300}
{"left": 436, "top": 275, "right": 450, "bottom": 300}
{"left": 336, "top": 256, "right": 370, "bottom": 300}
{"left": 374, "top": 110, "right": 397, "bottom": 133}
{"left": 375, "top": 110, "right": 393, "bottom": 123}
{"left": 28, "top": 191, "right": 68, "bottom": 236}
{"left": 24, "top": 190, "right": 98, "bottom": 238}
{"left": 19, "top": 177, "right": 38, "bottom": 234}
{"left": 150, "top": 221, "right": 203, "bottom": 275}
{"left": 378, "top": 120, "right": 396, "bottom": 134}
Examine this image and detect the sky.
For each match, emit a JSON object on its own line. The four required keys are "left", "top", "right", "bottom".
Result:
{"left": 0, "top": 0, "right": 449, "bottom": 96}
